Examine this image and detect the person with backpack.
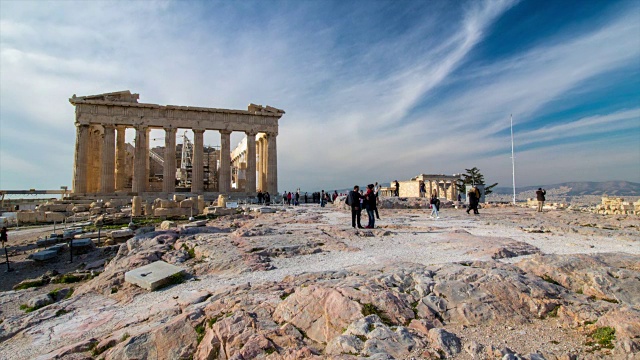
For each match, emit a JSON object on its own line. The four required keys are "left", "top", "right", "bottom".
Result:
{"left": 536, "top": 188, "right": 546, "bottom": 212}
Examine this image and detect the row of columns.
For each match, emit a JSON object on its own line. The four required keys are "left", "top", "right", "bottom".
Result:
{"left": 72, "top": 124, "right": 278, "bottom": 195}
{"left": 425, "top": 180, "right": 458, "bottom": 200}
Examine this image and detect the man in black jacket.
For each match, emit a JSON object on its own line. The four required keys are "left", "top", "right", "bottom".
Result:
{"left": 347, "top": 185, "right": 364, "bottom": 228}
{"left": 536, "top": 188, "right": 546, "bottom": 212}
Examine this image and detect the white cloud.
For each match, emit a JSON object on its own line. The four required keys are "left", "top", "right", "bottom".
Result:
{"left": 0, "top": 0, "right": 638, "bottom": 192}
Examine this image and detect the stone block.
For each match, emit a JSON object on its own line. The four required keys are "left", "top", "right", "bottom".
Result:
{"left": 63, "top": 229, "right": 83, "bottom": 239}
{"left": 124, "top": 261, "right": 186, "bottom": 291}
{"left": 35, "top": 212, "right": 47, "bottom": 222}
{"left": 71, "top": 238, "right": 94, "bottom": 248}
{"left": 217, "top": 207, "right": 237, "bottom": 215}
{"left": 49, "top": 244, "right": 67, "bottom": 253}
{"left": 72, "top": 205, "right": 89, "bottom": 213}
{"left": 110, "top": 229, "right": 134, "bottom": 240}
{"left": 31, "top": 250, "right": 58, "bottom": 261}
{"left": 17, "top": 212, "right": 35, "bottom": 223}
{"left": 197, "top": 195, "right": 205, "bottom": 213}
{"left": 132, "top": 196, "right": 142, "bottom": 216}
{"left": 217, "top": 194, "right": 227, "bottom": 207}
{"left": 143, "top": 203, "right": 152, "bottom": 216}
{"left": 173, "top": 194, "right": 186, "bottom": 202}
{"left": 154, "top": 207, "right": 190, "bottom": 217}
{"left": 160, "top": 220, "right": 177, "bottom": 230}
{"left": 179, "top": 199, "right": 194, "bottom": 209}
{"left": 90, "top": 202, "right": 103, "bottom": 209}
{"left": 258, "top": 207, "right": 276, "bottom": 213}
{"left": 45, "top": 211, "right": 66, "bottom": 222}
{"left": 183, "top": 220, "right": 207, "bottom": 228}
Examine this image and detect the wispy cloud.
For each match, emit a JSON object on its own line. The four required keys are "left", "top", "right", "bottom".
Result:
{"left": 0, "top": 0, "right": 638, "bottom": 191}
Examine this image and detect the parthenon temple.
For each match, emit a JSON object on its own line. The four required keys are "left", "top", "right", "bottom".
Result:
{"left": 69, "top": 91, "right": 284, "bottom": 197}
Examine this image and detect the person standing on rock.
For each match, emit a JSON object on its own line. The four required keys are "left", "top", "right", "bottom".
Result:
{"left": 364, "top": 184, "right": 377, "bottom": 228}
{"left": 347, "top": 186, "right": 364, "bottom": 228}
{"left": 536, "top": 188, "right": 546, "bottom": 212}
{"left": 467, "top": 187, "right": 480, "bottom": 215}
{"left": 374, "top": 182, "right": 381, "bottom": 220}
{"left": 419, "top": 181, "right": 426, "bottom": 198}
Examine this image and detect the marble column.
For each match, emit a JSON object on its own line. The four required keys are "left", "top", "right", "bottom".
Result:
{"left": 115, "top": 125, "right": 126, "bottom": 190}
{"left": 266, "top": 132, "right": 278, "bottom": 194}
{"left": 72, "top": 124, "right": 90, "bottom": 193}
{"left": 428, "top": 181, "right": 433, "bottom": 198}
{"left": 256, "top": 141, "right": 262, "bottom": 192}
{"left": 245, "top": 131, "right": 257, "bottom": 194}
{"left": 100, "top": 125, "right": 116, "bottom": 193}
{"left": 163, "top": 128, "right": 177, "bottom": 193}
{"left": 86, "top": 127, "right": 102, "bottom": 193}
{"left": 260, "top": 137, "right": 267, "bottom": 192}
{"left": 132, "top": 126, "right": 147, "bottom": 194}
{"left": 145, "top": 128, "right": 150, "bottom": 192}
{"left": 191, "top": 129, "right": 204, "bottom": 193}
{"left": 218, "top": 130, "right": 231, "bottom": 193}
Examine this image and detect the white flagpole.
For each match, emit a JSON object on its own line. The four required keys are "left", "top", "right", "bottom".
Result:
{"left": 510, "top": 114, "right": 516, "bottom": 205}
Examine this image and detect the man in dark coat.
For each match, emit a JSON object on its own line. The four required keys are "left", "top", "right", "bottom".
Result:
{"left": 466, "top": 187, "right": 480, "bottom": 215}
{"left": 536, "top": 188, "right": 546, "bottom": 212}
{"left": 347, "top": 185, "right": 364, "bottom": 228}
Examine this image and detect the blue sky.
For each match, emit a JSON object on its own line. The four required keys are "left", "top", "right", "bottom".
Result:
{"left": 1, "top": 0, "right": 639, "bottom": 193}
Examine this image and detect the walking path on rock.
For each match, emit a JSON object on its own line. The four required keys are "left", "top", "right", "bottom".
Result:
{"left": 1, "top": 206, "right": 638, "bottom": 359}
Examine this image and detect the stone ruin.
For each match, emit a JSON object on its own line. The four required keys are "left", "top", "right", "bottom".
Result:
{"left": 69, "top": 90, "right": 284, "bottom": 196}
{"left": 525, "top": 198, "right": 568, "bottom": 210}
{"left": 595, "top": 196, "right": 640, "bottom": 215}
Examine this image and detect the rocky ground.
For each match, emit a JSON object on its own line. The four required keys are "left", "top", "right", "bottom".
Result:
{"left": 0, "top": 202, "right": 638, "bottom": 360}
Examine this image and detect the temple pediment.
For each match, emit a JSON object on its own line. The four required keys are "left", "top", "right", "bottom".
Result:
{"left": 248, "top": 103, "right": 285, "bottom": 115}
{"left": 70, "top": 90, "right": 140, "bottom": 104}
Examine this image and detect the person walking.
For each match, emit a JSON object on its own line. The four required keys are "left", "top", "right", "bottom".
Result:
{"left": 536, "top": 188, "right": 546, "bottom": 212}
{"left": 347, "top": 186, "right": 364, "bottom": 228}
{"left": 364, "top": 184, "right": 377, "bottom": 228}
{"left": 466, "top": 186, "right": 480, "bottom": 215}
{"left": 320, "top": 190, "right": 326, "bottom": 207}
{"left": 295, "top": 191, "right": 300, "bottom": 206}
{"left": 419, "top": 181, "right": 426, "bottom": 198}
{"left": 257, "top": 190, "right": 263, "bottom": 204}
{"left": 430, "top": 192, "right": 440, "bottom": 219}
{"left": 394, "top": 180, "right": 400, "bottom": 197}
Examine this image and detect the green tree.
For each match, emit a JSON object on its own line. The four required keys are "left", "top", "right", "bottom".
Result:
{"left": 456, "top": 167, "right": 498, "bottom": 195}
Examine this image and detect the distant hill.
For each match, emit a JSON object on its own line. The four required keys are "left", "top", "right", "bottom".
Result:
{"left": 493, "top": 181, "right": 640, "bottom": 196}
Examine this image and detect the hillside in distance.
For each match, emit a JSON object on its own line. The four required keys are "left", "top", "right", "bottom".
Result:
{"left": 493, "top": 181, "right": 640, "bottom": 196}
